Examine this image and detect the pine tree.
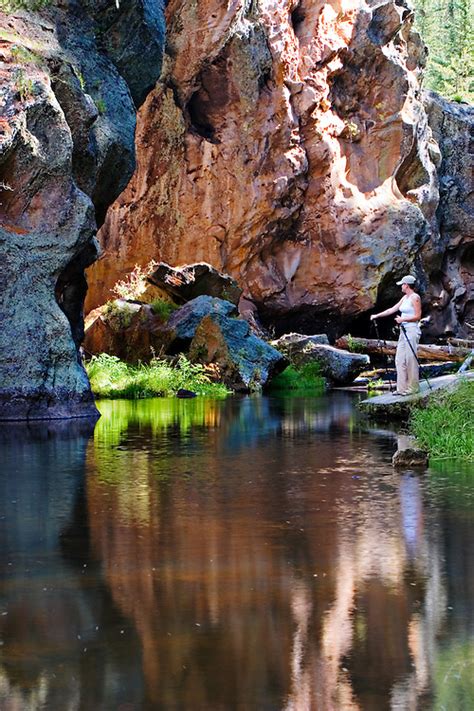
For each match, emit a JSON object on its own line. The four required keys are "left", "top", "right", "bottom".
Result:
{"left": 413, "top": 0, "right": 474, "bottom": 102}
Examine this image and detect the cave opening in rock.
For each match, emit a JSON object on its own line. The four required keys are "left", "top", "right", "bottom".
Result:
{"left": 291, "top": 3, "right": 306, "bottom": 32}
{"left": 187, "top": 89, "right": 217, "bottom": 142}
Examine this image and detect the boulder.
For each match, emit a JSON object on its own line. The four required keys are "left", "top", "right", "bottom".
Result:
{"left": 148, "top": 262, "right": 242, "bottom": 305}
{"left": 84, "top": 300, "right": 174, "bottom": 363}
{"left": 276, "top": 340, "right": 369, "bottom": 386}
{"left": 167, "top": 296, "right": 237, "bottom": 345}
{"left": 392, "top": 448, "right": 429, "bottom": 469}
{"left": 189, "top": 314, "right": 287, "bottom": 390}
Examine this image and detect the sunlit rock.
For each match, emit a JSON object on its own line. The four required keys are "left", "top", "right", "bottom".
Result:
{"left": 274, "top": 338, "right": 369, "bottom": 385}
{"left": 167, "top": 295, "right": 237, "bottom": 347}
{"left": 87, "top": 0, "right": 440, "bottom": 338}
{"left": 148, "top": 261, "right": 243, "bottom": 305}
{"left": 84, "top": 300, "right": 174, "bottom": 363}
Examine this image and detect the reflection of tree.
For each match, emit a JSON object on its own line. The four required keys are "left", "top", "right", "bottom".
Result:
{"left": 86, "top": 395, "right": 467, "bottom": 709}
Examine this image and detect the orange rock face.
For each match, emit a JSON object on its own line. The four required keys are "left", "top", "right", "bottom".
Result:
{"left": 87, "top": 0, "right": 439, "bottom": 335}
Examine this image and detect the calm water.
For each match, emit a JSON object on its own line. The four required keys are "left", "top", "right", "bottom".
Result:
{"left": 0, "top": 393, "right": 473, "bottom": 710}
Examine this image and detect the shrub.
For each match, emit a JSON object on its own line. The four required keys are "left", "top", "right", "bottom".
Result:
{"left": 111, "top": 261, "right": 157, "bottom": 300}
{"left": 1, "top": 0, "right": 52, "bottom": 10}
{"left": 95, "top": 97, "right": 107, "bottom": 115}
{"left": 103, "top": 300, "right": 135, "bottom": 330}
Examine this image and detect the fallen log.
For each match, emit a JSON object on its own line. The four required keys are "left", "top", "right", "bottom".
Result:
{"left": 448, "top": 337, "right": 474, "bottom": 348}
{"left": 335, "top": 336, "right": 470, "bottom": 362}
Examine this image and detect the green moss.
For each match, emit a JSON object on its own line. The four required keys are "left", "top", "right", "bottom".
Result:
{"left": 103, "top": 300, "right": 135, "bottom": 330}
{"left": 267, "top": 362, "right": 326, "bottom": 393}
{"left": 410, "top": 380, "right": 474, "bottom": 460}
{"left": 95, "top": 97, "right": 107, "bottom": 115}
{"left": 86, "top": 353, "right": 231, "bottom": 399}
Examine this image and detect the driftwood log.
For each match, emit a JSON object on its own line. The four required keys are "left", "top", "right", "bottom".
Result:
{"left": 335, "top": 336, "right": 470, "bottom": 362}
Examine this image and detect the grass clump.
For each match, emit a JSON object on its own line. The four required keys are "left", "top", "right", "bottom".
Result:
{"left": 86, "top": 353, "right": 230, "bottom": 399}
{"left": 410, "top": 380, "right": 474, "bottom": 460}
{"left": 267, "top": 362, "right": 326, "bottom": 393}
{"left": 150, "top": 298, "right": 177, "bottom": 321}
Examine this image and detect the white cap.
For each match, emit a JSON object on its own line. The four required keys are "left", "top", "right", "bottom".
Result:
{"left": 396, "top": 275, "right": 416, "bottom": 285}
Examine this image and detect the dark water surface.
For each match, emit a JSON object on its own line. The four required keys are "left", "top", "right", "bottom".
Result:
{"left": 0, "top": 393, "right": 473, "bottom": 710}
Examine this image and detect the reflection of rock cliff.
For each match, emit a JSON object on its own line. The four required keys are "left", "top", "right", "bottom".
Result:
{"left": 87, "top": 0, "right": 441, "bottom": 335}
{"left": 0, "top": 421, "right": 144, "bottom": 710}
{"left": 0, "top": 2, "right": 164, "bottom": 419}
{"left": 85, "top": 397, "right": 449, "bottom": 708}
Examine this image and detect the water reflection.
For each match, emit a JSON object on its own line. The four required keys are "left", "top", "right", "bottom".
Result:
{"left": 0, "top": 396, "right": 473, "bottom": 709}
{"left": 0, "top": 421, "right": 144, "bottom": 709}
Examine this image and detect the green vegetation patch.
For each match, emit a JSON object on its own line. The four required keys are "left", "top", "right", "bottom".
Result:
{"left": 267, "top": 362, "right": 326, "bottom": 393}
{"left": 86, "top": 353, "right": 230, "bottom": 399}
{"left": 413, "top": 0, "right": 473, "bottom": 102}
{"left": 1, "top": 0, "right": 52, "bottom": 10}
{"left": 150, "top": 297, "right": 178, "bottom": 321}
{"left": 410, "top": 379, "right": 474, "bottom": 459}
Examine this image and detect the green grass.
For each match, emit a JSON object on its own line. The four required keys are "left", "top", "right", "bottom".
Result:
{"left": 150, "top": 297, "right": 177, "bottom": 321}
{"left": 86, "top": 353, "right": 230, "bottom": 399}
{"left": 267, "top": 362, "right": 326, "bottom": 393}
{"left": 410, "top": 380, "right": 474, "bottom": 460}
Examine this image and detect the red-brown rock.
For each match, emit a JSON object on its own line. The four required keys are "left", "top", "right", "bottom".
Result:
{"left": 84, "top": 301, "right": 174, "bottom": 363}
{"left": 86, "top": 0, "right": 440, "bottom": 338}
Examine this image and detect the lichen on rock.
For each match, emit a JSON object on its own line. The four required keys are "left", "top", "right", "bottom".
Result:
{"left": 0, "top": 0, "right": 165, "bottom": 419}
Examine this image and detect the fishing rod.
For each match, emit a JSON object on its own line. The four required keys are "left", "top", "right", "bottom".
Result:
{"left": 371, "top": 318, "right": 394, "bottom": 392}
{"left": 399, "top": 322, "right": 433, "bottom": 391}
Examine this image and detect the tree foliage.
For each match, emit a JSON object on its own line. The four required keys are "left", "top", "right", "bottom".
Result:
{"left": 413, "top": 0, "right": 474, "bottom": 102}
{"left": 0, "top": 0, "right": 51, "bottom": 10}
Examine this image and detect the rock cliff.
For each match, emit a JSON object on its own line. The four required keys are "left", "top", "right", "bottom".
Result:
{"left": 423, "top": 93, "right": 473, "bottom": 339}
{"left": 87, "top": 0, "right": 441, "bottom": 337}
{"left": 0, "top": 0, "right": 165, "bottom": 419}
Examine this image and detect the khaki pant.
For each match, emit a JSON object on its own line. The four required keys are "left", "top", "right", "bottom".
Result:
{"left": 395, "top": 325, "right": 421, "bottom": 394}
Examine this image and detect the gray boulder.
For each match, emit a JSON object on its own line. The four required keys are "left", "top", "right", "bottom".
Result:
{"left": 189, "top": 313, "right": 287, "bottom": 390}
{"left": 273, "top": 337, "right": 369, "bottom": 385}
{"left": 167, "top": 296, "right": 237, "bottom": 345}
{"left": 0, "top": 1, "right": 165, "bottom": 420}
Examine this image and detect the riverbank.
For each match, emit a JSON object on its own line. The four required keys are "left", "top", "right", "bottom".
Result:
{"left": 410, "top": 380, "right": 474, "bottom": 460}
{"left": 85, "top": 354, "right": 327, "bottom": 399}
{"left": 86, "top": 353, "right": 230, "bottom": 398}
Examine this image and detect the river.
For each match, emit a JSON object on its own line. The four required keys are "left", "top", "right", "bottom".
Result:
{"left": 0, "top": 393, "right": 473, "bottom": 710}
